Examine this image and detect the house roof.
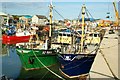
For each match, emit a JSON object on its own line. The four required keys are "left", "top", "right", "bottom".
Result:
{"left": 24, "top": 15, "right": 32, "bottom": 19}
{"left": 79, "top": 18, "right": 95, "bottom": 22}
{"left": 36, "top": 15, "right": 47, "bottom": 19}
{"left": 0, "top": 12, "right": 7, "bottom": 16}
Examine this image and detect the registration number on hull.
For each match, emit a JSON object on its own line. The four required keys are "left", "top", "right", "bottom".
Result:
{"left": 42, "top": 50, "right": 53, "bottom": 54}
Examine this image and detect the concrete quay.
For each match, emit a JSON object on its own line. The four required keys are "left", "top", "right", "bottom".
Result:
{"left": 88, "top": 27, "right": 119, "bottom": 79}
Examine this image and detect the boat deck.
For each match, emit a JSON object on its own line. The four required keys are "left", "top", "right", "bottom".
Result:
{"left": 88, "top": 27, "right": 119, "bottom": 79}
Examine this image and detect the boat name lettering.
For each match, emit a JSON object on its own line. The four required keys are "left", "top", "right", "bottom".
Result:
{"left": 43, "top": 51, "right": 53, "bottom": 54}
{"left": 76, "top": 55, "right": 85, "bottom": 59}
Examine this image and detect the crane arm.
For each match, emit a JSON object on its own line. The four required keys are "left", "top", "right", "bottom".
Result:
{"left": 113, "top": 2, "right": 119, "bottom": 26}
{"left": 113, "top": 2, "right": 119, "bottom": 22}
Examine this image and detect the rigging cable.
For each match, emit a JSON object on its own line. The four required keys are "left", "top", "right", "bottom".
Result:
{"left": 85, "top": 7, "right": 90, "bottom": 19}
{"left": 78, "top": 8, "right": 82, "bottom": 21}
{"left": 53, "top": 9, "right": 65, "bottom": 20}
{"left": 86, "top": 8, "right": 94, "bottom": 19}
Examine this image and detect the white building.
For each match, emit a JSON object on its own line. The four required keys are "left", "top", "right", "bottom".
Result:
{"left": 19, "top": 15, "right": 32, "bottom": 24}
{"left": 32, "top": 15, "right": 48, "bottom": 25}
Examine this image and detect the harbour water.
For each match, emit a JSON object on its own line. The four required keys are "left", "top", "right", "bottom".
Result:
{"left": 2, "top": 45, "right": 21, "bottom": 79}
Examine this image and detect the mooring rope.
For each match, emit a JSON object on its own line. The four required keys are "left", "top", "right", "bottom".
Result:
{"left": 32, "top": 50, "right": 65, "bottom": 80}
{"left": 99, "top": 49, "right": 119, "bottom": 80}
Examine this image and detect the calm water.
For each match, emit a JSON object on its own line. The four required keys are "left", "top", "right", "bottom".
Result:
{"left": 1, "top": 45, "right": 78, "bottom": 80}
{"left": 1, "top": 45, "right": 21, "bottom": 79}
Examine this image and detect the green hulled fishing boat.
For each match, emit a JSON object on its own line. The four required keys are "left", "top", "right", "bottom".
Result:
{"left": 16, "top": 48, "right": 57, "bottom": 70}
{"left": 16, "top": 2, "right": 58, "bottom": 70}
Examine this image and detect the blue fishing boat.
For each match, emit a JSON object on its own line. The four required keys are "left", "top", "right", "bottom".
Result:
{"left": 57, "top": 4, "right": 102, "bottom": 78}
{"left": 58, "top": 53, "right": 97, "bottom": 78}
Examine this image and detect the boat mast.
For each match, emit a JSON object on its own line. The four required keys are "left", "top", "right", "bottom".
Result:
{"left": 6, "top": 14, "right": 10, "bottom": 26}
{"left": 49, "top": 0, "right": 53, "bottom": 48}
{"left": 80, "top": 4, "right": 86, "bottom": 52}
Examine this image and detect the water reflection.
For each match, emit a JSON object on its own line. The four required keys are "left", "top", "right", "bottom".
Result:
{"left": 2, "top": 45, "right": 21, "bottom": 79}
{"left": 17, "top": 64, "right": 62, "bottom": 80}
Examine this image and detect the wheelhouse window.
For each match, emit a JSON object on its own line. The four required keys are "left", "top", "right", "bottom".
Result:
{"left": 58, "top": 33, "right": 72, "bottom": 37}
{"left": 94, "top": 34, "right": 98, "bottom": 37}
{"left": 67, "top": 34, "right": 71, "bottom": 36}
{"left": 89, "top": 34, "right": 93, "bottom": 37}
{"left": 59, "top": 34, "right": 62, "bottom": 36}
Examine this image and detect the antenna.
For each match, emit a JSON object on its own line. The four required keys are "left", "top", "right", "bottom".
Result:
{"left": 50, "top": 0, "right": 52, "bottom": 5}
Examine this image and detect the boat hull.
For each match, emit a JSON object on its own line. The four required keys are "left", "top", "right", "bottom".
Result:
{"left": 16, "top": 48, "right": 58, "bottom": 70}
{"left": 2, "top": 35, "right": 30, "bottom": 44}
{"left": 58, "top": 54, "right": 96, "bottom": 78}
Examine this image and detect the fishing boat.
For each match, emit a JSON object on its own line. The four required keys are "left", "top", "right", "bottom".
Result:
{"left": 16, "top": 48, "right": 57, "bottom": 70}
{"left": 16, "top": 3, "right": 58, "bottom": 70}
{"left": 57, "top": 4, "right": 103, "bottom": 78}
{"left": 2, "top": 22, "right": 31, "bottom": 45}
{"left": 2, "top": 34, "right": 30, "bottom": 45}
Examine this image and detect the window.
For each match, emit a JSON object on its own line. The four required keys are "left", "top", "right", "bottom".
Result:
{"left": 63, "top": 34, "right": 66, "bottom": 36}
{"left": 67, "top": 34, "right": 71, "bottom": 36}
{"left": 59, "top": 34, "right": 62, "bottom": 36}
{"left": 89, "top": 34, "right": 93, "bottom": 37}
{"left": 94, "top": 34, "right": 98, "bottom": 37}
